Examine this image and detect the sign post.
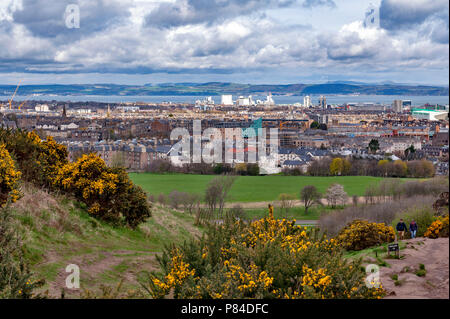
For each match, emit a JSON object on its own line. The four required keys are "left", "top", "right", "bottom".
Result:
{"left": 388, "top": 243, "right": 400, "bottom": 258}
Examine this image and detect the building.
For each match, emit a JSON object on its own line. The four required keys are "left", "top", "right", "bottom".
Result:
{"left": 221, "top": 95, "right": 233, "bottom": 106}
{"left": 265, "top": 94, "right": 275, "bottom": 106}
{"left": 236, "top": 96, "right": 254, "bottom": 107}
{"left": 35, "top": 104, "right": 49, "bottom": 112}
{"left": 303, "top": 96, "right": 311, "bottom": 108}
{"left": 433, "top": 130, "right": 449, "bottom": 146}
{"left": 411, "top": 109, "right": 448, "bottom": 121}
{"left": 319, "top": 96, "right": 327, "bottom": 109}
{"left": 392, "top": 100, "right": 403, "bottom": 113}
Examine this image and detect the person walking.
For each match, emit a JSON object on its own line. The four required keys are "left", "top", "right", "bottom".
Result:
{"left": 410, "top": 220, "right": 418, "bottom": 239}
{"left": 396, "top": 219, "right": 408, "bottom": 240}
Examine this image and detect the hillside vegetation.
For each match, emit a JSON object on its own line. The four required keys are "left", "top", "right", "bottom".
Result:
{"left": 9, "top": 184, "right": 203, "bottom": 298}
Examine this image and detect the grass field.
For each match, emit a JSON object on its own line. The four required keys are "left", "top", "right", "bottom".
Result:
{"left": 129, "top": 173, "right": 412, "bottom": 203}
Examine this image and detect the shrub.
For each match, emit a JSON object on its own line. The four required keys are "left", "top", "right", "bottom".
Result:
{"left": 140, "top": 217, "right": 385, "bottom": 299}
{"left": 336, "top": 220, "right": 395, "bottom": 251}
{"left": 169, "top": 190, "right": 183, "bottom": 209}
{"left": 424, "top": 215, "right": 449, "bottom": 239}
{"left": 0, "top": 205, "right": 44, "bottom": 298}
{"left": 0, "top": 129, "right": 67, "bottom": 188}
{"left": 0, "top": 144, "right": 22, "bottom": 206}
{"left": 319, "top": 196, "right": 436, "bottom": 237}
{"left": 158, "top": 193, "right": 168, "bottom": 205}
{"left": 392, "top": 208, "right": 436, "bottom": 238}
{"left": 54, "top": 154, "right": 151, "bottom": 228}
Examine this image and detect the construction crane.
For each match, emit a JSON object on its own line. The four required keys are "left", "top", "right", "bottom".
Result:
{"left": 18, "top": 97, "right": 29, "bottom": 110}
{"left": 8, "top": 80, "right": 22, "bottom": 110}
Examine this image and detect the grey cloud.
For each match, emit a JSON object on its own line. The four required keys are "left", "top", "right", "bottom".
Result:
{"left": 144, "top": 0, "right": 295, "bottom": 28}
{"left": 13, "top": 0, "right": 130, "bottom": 39}
{"left": 379, "top": 0, "right": 449, "bottom": 34}
{"left": 302, "top": 0, "right": 336, "bottom": 9}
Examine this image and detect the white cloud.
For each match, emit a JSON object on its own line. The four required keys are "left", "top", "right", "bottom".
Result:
{"left": 0, "top": 0, "right": 447, "bottom": 84}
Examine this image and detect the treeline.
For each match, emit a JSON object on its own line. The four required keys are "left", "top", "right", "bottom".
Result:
{"left": 145, "top": 159, "right": 260, "bottom": 176}
{"left": 284, "top": 157, "right": 436, "bottom": 178}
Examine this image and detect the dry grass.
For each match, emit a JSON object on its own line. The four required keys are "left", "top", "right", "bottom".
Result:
{"left": 319, "top": 195, "right": 437, "bottom": 237}
{"left": 11, "top": 183, "right": 82, "bottom": 236}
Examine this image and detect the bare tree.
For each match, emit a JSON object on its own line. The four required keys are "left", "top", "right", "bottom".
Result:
{"left": 181, "top": 193, "right": 201, "bottom": 214}
{"left": 204, "top": 175, "right": 237, "bottom": 218}
{"left": 278, "top": 193, "right": 296, "bottom": 216}
{"left": 300, "top": 185, "right": 321, "bottom": 214}
{"left": 157, "top": 193, "right": 167, "bottom": 206}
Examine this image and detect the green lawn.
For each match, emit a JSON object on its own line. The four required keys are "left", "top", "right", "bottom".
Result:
{"left": 130, "top": 173, "right": 412, "bottom": 203}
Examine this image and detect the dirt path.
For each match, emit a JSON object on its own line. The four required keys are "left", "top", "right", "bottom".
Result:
{"left": 213, "top": 196, "right": 391, "bottom": 209}
{"left": 40, "top": 249, "right": 158, "bottom": 298}
{"left": 380, "top": 237, "right": 449, "bottom": 299}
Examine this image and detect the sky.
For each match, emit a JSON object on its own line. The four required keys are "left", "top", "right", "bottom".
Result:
{"left": 0, "top": 0, "right": 448, "bottom": 85}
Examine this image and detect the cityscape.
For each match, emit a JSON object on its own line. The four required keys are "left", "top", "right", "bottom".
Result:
{"left": 0, "top": 0, "right": 449, "bottom": 308}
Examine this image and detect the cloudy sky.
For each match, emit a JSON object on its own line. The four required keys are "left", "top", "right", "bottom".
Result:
{"left": 0, "top": 0, "right": 448, "bottom": 85}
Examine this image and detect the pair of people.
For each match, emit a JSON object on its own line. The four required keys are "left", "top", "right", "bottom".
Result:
{"left": 396, "top": 219, "right": 418, "bottom": 240}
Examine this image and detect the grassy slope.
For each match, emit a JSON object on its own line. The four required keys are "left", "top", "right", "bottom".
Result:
{"left": 11, "top": 185, "right": 203, "bottom": 298}
{"left": 129, "top": 173, "right": 403, "bottom": 202}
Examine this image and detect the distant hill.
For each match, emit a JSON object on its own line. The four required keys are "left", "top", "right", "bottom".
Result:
{"left": 0, "top": 82, "right": 448, "bottom": 97}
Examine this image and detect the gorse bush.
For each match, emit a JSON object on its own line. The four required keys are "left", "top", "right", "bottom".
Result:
{"left": 0, "top": 129, "right": 68, "bottom": 188}
{"left": 336, "top": 220, "right": 395, "bottom": 251}
{"left": 54, "top": 154, "right": 151, "bottom": 228}
{"left": 424, "top": 215, "right": 449, "bottom": 239}
{"left": 140, "top": 217, "right": 385, "bottom": 299}
{"left": 0, "top": 144, "right": 22, "bottom": 206}
{"left": 1, "top": 128, "right": 152, "bottom": 228}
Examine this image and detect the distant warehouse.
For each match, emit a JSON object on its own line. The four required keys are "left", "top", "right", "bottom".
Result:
{"left": 411, "top": 108, "right": 448, "bottom": 121}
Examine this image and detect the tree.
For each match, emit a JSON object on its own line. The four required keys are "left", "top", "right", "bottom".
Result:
{"left": 310, "top": 121, "right": 319, "bottom": 129}
{"left": 377, "top": 159, "right": 389, "bottom": 177}
{"left": 329, "top": 157, "right": 351, "bottom": 176}
{"left": 330, "top": 158, "right": 343, "bottom": 176}
{"left": 393, "top": 160, "right": 407, "bottom": 177}
{"left": 247, "top": 163, "right": 260, "bottom": 176}
{"left": 326, "top": 184, "right": 348, "bottom": 208}
{"left": 278, "top": 193, "right": 296, "bottom": 216}
{"left": 404, "top": 145, "right": 416, "bottom": 160}
{"left": 368, "top": 139, "right": 379, "bottom": 154}
{"left": 205, "top": 175, "right": 237, "bottom": 218}
{"left": 300, "top": 185, "right": 321, "bottom": 214}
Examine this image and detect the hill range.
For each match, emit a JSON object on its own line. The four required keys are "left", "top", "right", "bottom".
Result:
{"left": 0, "top": 82, "right": 448, "bottom": 97}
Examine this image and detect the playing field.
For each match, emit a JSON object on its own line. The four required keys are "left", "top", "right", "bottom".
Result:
{"left": 129, "top": 173, "right": 409, "bottom": 203}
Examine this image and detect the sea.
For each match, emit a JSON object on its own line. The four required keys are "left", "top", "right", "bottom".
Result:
{"left": 5, "top": 94, "right": 450, "bottom": 106}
